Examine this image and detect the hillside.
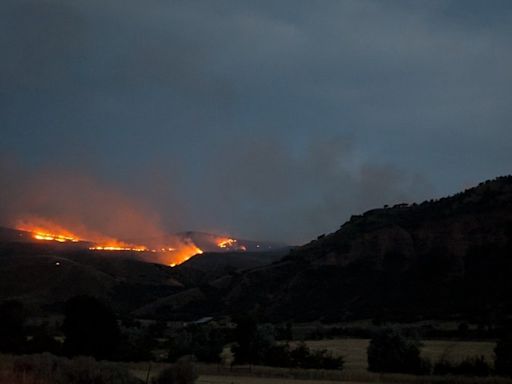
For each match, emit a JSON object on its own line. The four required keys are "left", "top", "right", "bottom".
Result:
{"left": 144, "top": 176, "right": 512, "bottom": 321}
{"left": 0, "top": 230, "right": 288, "bottom": 317}
{"left": 0, "top": 242, "right": 183, "bottom": 314}
{"left": 2, "top": 176, "right": 512, "bottom": 322}
{"left": 170, "top": 248, "right": 290, "bottom": 284}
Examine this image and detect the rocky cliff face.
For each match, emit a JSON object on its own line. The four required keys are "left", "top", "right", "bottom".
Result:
{"left": 217, "top": 176, "right": 512, "bottom": 321}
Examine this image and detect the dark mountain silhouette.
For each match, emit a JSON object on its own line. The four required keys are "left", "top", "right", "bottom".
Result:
{"left": 0, "top": 228, "right": 286, "bottom": 316}
{"left": 1, "top": 176, "right": 512, "bottom": 322}
{"left": 141, "top": 176, "right": 512, "bottom": 321}
{"left": 0, "top": 243, "right": 183, "bottom": 314}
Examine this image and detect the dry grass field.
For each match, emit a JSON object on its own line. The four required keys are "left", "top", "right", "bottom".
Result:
{"left": 197, "top": 377, "right": 354, "bottom": 384}
{"left": 125, "top": 338, "right": 509, "bottom": 384}
{"left": 302, "top": 338, "right": 497, "bottom": 371}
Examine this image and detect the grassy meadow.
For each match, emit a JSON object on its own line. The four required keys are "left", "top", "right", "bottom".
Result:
{"left": 1, "top": 338, "right": 507, "bottom": 384}
{"left": 302, "top": 338, "right": 497, "bottom": 372}
{"left": 123, "top": 337, "right": 508, "bottom": 384}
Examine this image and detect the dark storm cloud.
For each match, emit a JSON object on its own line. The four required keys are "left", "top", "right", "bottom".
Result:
{"left": 1, "top": 0, "right": 511, "bottom": 243}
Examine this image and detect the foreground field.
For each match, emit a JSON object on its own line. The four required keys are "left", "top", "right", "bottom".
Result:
{"left": 121, "top": 338, "right": 503, "bottom": 384}
{"left": 303, "top": 339, "right": 497, "bottom": 371}
{"left": 197, "top": 377, "right": 346, "bottom": 384}
{"left": 195, "top": 376, "right": 512, "bottom": 384}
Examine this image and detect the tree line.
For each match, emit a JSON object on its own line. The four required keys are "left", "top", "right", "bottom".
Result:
{"left": 1, "top": 297, "right": 512, "bottom": 378}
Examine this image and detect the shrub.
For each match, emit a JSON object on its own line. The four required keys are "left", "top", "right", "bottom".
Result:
{"left": 153, "top": 356, "right": 198, "bottom": 384}
{"left": 367, "top": 327, "right": 430, "bottom": 375}
{"left": 4, "top": 353, "right": 139, "bottom": 384}
{"left": 168, "top": 325, "right": 225, "bottom": 363}
{"left": 433, "top": 356, "right": 491, "bottom": 376}
{"left": 263, "top": 342, "right": 344, "bottom": 370}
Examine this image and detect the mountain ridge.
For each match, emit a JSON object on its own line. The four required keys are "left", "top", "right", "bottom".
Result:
{"left": 145, "top": 176, "right": 512, "bottom": 321}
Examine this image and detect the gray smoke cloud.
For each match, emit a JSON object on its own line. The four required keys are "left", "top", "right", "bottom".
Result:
{"left": 1, "top": 0, "right": 511, "bottom": 244}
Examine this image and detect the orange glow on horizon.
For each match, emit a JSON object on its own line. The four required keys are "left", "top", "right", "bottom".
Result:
{"left": 18, "top": 224, "right": 81, "bottom": 243}
{"left": 17, "top": 220, "right": 206, "bottom": 266}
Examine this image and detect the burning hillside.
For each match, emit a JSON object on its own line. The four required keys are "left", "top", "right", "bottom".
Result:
{"left": 1, "top": 172, "right": 286, "bottom": 266}
{"left": 12, "top": 220, "right": 258, "bottom": 266}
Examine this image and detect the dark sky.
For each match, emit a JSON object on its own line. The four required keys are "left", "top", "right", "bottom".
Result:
{"left": 1, "top": 0, "right": 511, "bottom": 244}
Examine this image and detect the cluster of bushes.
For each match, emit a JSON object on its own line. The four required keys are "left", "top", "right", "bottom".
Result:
{"left": 153, "top": 356, "right": 198, "bottom": 384}
{"left": 0, "top": 297, "right": 156, "bottom": 362}
{"left": 367, "top": 327, "right": 512, "bottom": 377}
{"left": 306, "top": 321, "right": 499, "bottom": 341}
{"left": 367, "top": 328, "right": 430, "bottom": 375}
{"left": 432, "top": 356, "right": 491, "bottom": 376}
{"left": 263, "top": 342, "right": 344, "bottom": 369}
{"left": 167, "top": 325, "right": 225, "bottom": 363}
{"left": 3, "top": 295, "right": 512, "bottom": 380}
{"left": 230, "top": 316, "right": 343, "bottom": 370}
{"left": 0, "top": 353, "right": 139, "bottom": 384}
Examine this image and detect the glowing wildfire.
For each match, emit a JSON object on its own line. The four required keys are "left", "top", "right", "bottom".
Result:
{"left": 17, "top": 223, "right": 81, "bottom": 243}
{"left": 216, "top": 237, "right": 247, "bottom": 251}
{"left": 16, "top": 221, "right": 204, "bottom": 266}
{"left": 217, "top": 238, "right": 236, "bottom": 248}
{"left": 89, "top": 245, "right": 148, "bottom": 252}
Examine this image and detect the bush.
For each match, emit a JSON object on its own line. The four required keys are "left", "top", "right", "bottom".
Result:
{"left": 262, "top": 343, "right": 344, "bottom": 370}
{"left": 153, "top": 356, "right": 198, "bottom": 384}
{"left": 230, "top": 317, "right": 343, "bottom": 370}
{"left": 3, "top": 353, "right": 139, "bottom": 384}
{"left": 367, "top": 327, "right": 430, "bottom": 375}
{"left": 168, "top": 325, "right": 225, "bottom": 363}
{"left": 433, "top": 356, "right": 491, "bottom": 376}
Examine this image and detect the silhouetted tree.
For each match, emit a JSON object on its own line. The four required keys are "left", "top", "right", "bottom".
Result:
{"left": 367, "top": 328, "right": 429, "bottom": 374}
{"left": 168, "top": 325, "right": 225, "bottom": 363}
{"left": 231, "top": 314, "right": 258, "bottom": 364}
{"left": 0, "top": 300, "right": 26, "bottom": 353}
{"left": 63, "top": 296, "right": 120, "bottom": 360}
{"left": 27, "top": 324, "right": 62, "bottom": 355}
{"left": 153, "top": 356, "right": 198, "bottom": 384}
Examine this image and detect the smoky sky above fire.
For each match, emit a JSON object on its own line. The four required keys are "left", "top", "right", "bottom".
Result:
{"left": 1, "top": 0, "right": 512, "bottom": 244}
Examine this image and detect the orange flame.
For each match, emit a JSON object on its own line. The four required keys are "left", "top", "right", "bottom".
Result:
{"left": 216, "top": 237, "right": 247, "bottom": 251}
{"left": 162, "top": 242, "right": 203, "bottom": 266}
{"left": 217, "top": 238, "right": 236, "bottom": 248}
{"left": 16, "top": 219, "right": 204, "bottom": 266}
{"left": 17, "top": 222, "right": 81, "bottom": 243}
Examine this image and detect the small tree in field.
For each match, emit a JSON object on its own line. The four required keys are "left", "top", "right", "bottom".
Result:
{"left": 153, "top": 356, "right": 198, "bottom": 384}
{"left": 367, "top": 328, "right": 429, "bottom": 375}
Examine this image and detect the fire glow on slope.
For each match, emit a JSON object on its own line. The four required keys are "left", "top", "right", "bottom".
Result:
{"left": 216, "top": 237, "right": 247, "bottom": 251}
{"left": 16, "top": 221, "right": 204, "bottom": 266}
{"left": 17, "top": 223, "right": 81, "bottom": 243}
{"left": 15, "top": 218, "right": 253, "bottom": 267}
